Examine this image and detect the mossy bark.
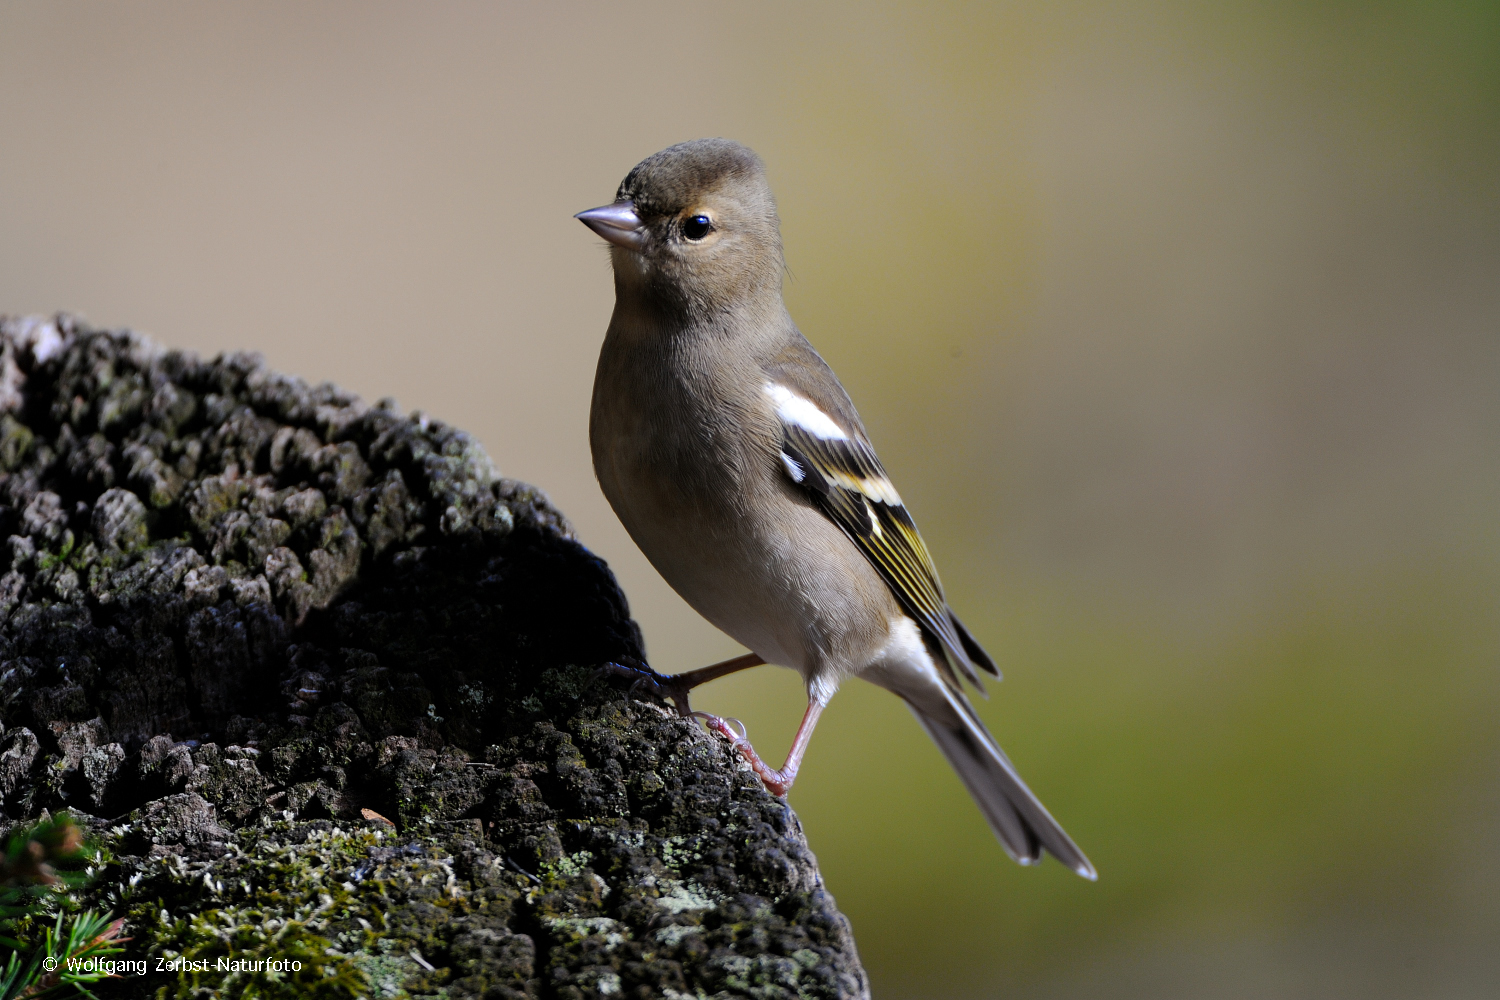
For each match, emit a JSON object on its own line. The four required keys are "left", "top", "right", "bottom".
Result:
{"left": 0, "top": 315, "right": 868, "bottom": 1000}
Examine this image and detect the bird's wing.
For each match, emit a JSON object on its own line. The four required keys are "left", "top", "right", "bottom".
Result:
{"left": 764, "top": 380, "right": 996, "bottom": 687}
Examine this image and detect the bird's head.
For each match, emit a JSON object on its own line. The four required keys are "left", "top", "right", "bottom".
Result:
{"left": 576, "top": 138, "right": 784, "bottom": 316}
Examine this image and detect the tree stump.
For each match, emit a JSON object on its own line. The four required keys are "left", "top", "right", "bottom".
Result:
{"left": 0, "top": 315, "right": 868, "bottom": 1000}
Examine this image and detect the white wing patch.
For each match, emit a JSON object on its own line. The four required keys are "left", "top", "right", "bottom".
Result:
{"left": 765, "top": 382, "right": 903, "bottom": 506}
{"left": 764, "top": 383, "right": 848, "bottom": 441}
{"left": 779, "top": 452, "right": 806, "bottom": 483}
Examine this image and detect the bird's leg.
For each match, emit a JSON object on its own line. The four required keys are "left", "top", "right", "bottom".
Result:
{"left": 702, "top": 698, "right": 826, "bottom": 798}
{"left": 600, "top": 652, "right": 766, "bottom": 716}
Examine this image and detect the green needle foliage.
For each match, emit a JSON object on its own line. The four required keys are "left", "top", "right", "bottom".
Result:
{"left": 0, "top": 815, "right": 125, "bottom": 1000}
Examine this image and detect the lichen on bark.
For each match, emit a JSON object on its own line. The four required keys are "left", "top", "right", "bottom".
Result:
{"left": 0, "top": 315, "right": 868, "bottom": 1000}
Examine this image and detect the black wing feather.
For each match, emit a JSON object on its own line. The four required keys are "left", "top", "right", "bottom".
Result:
{"left": 779, "top": 427, "right": 992, "bottom": 687}
{"left": 950, "top": 610, "right": 1001, "bottom": 680}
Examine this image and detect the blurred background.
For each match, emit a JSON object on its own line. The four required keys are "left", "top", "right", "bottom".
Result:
{"left": 2, "top": 2, "right": 1496, "bottom": 997}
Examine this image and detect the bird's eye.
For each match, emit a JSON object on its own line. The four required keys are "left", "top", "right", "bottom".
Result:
{"left": 681, "top": 215, "right": 714, "bottom": 240}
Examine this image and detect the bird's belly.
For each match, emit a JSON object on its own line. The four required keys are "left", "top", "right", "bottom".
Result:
{"left": 602, "top": 463, "right": 896, "bottom": 685}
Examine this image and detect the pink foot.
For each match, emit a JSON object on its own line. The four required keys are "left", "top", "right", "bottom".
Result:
{"left": 696, "top": 714, "right": 795, "bottom": 797}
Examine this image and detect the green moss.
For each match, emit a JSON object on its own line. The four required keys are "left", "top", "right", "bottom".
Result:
{"left": 0, "top": 414, "right": 33, "bottom": 471}
{"left": 152, "top": 910, "right": 368, "bottom": 1000}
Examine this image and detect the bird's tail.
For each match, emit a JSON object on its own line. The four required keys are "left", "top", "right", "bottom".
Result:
{"left": 907, "top": 683, "right": 1097, "bottom": 880}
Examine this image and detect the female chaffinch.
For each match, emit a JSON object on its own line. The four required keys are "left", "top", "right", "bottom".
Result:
{"left": 578, "top": 138, "right": 1094, "bottom": 879}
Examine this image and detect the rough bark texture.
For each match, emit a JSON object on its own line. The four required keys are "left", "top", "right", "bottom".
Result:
{"left": 0, "top": 315, "right": 868, "bottom": 1000}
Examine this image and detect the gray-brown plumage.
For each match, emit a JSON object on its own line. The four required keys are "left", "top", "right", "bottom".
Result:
{"left": 578, "top": 138, "right": 1095, "bottom": 879}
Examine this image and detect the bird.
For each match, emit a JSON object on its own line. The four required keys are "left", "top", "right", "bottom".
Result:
{"left": 576, "top": 138, "right": 1095, "bottom": 879}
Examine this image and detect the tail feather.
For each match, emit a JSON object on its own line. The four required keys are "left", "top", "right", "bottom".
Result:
{"left": 908, "top": 684, "right": 1096, "bottom": 880}
{"left": 949, "top": 611, "right": 1001, "bottom": 680}
{"left": 912, "top": 712, "right": 1040, "bottom": 864}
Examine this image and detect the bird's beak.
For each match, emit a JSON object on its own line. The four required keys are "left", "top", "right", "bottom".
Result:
{"left": 575, "top": 200, "right": 645, "bottom": 251}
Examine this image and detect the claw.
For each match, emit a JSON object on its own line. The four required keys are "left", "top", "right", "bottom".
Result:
{"left": 688, "top": 711, "right": 730, "bottom": 739}
{"left": 593, "top": 664, "right": 634, "bottom": 706}
{"left": 696, "top": 713, "right": 755, "bottom": 754}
